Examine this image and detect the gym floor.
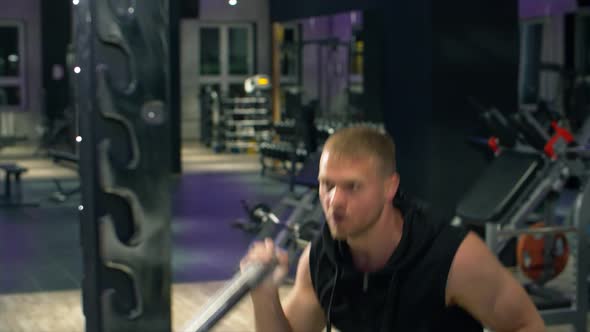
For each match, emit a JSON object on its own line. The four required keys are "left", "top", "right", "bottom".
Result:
{"left": 0, "top": 143, "right": 587, "bottom": 332}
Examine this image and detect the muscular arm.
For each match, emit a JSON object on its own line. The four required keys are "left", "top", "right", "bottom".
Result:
{"left": 446, "top": 232, "right": 545, "bottom": 332}
{"left": 251, "top": 245, "right": 326, "bottom": 332}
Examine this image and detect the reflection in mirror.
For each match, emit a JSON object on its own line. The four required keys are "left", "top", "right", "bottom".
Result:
{"left": 279, "top": 11, "right": 365, "bottom": 121}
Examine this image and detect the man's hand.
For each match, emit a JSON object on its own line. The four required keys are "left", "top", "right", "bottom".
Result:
{"left": 240, "top": 238, "right": 290, "bottom": 296}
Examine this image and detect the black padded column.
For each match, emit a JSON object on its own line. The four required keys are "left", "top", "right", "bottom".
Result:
{"left": 74, "top": 1, "right": 172, "bottom": 331}
{"left": 170, "top": 0, "right": 182, "bottom": 174}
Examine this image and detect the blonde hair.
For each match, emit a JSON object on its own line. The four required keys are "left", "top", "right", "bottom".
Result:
{"left": 323, "top": 126, "right": 396, "bottom": 175}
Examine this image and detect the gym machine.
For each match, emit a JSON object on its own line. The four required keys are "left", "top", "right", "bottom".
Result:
{"left": 47, "top": 149, "right": 80, "bottom": 202}
{"left": 455, "top": 107, "right": 589, "bottom": 331}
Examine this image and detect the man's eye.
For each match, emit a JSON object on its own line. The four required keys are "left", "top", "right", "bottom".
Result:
{"left": 348, "top": 183, "right": 360, "bottom": 191}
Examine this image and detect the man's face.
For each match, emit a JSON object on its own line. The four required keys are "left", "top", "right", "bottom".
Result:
{"left": 318, "top": 150, "right": 396, "bottom": 240}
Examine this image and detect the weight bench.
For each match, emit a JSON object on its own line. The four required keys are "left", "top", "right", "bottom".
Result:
{"left": 48, "top": 149, "right": 78, "bottom": 164}
{"left": 0, "top": 163, "right": 38, "bottom": 207}
{"left": 455, "top": 149, "right": 589, "bottom": 331}
{"left": 456, "top": 149, "right": 546, "bottom": 237}
{"left": 47, "top": 149, "right": 80, "bottom": 202}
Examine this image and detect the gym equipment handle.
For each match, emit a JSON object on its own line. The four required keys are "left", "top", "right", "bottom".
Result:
{"left": 497, "top": 226, "right": 578, "bottom": 239}
{"left": 181, "top": 259, "right": 278, "bottom": 332}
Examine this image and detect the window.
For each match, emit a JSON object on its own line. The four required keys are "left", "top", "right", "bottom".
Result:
{"left": 0, "top": 21, "right": 25, "bottom": 110}
{"left": 228, "top": 27, "right": 250, "bottom": 75}
{"left": 519, "top": 21, "right": 544, "bottom": 105}
{"left": 197, "top": 24, "right": 254, "bottom": 96}
{"left": 280, "top": 24, "right": 300, "bottom": 84}
{"left": 200, "top": 27, "right": 221, "bottom": 75}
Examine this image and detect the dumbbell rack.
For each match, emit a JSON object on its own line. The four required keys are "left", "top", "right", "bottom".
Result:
{"left": 220, "top": 96, "right": 271, "bottom": 153}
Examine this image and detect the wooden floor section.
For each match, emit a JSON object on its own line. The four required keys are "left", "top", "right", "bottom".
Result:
{"left": 0, "top": 281, "right": 292, "bottom": 332}
{"left": 0, "top": 142, "right": 262, "bottom": 179}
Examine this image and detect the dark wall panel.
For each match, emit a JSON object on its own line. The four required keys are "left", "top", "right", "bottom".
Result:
{"left": 41, "top": 0, "right": 72, "bottom": 122}
{"left": 377, "top": 0, "right": 519, "bottom": 221}
{"left": 181, "top": 0, "right": 199, "bottom": 18}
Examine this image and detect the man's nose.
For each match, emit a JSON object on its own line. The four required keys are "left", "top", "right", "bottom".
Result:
{"left": 329, "top": 187, "right": 346, "bottom": 208}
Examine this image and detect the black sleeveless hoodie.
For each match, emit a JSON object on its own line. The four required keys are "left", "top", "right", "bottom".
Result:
{"left": 309, "top": 195, "right": 483, "bottom": 332}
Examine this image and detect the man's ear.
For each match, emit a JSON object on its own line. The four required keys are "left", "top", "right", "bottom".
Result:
{"left": 386, "top": 172, "right": 400, "bottom": 201}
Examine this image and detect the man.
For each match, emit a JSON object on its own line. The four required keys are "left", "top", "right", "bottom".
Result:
{"left": 241, "top": 126, "right": 545, "bottom": 332}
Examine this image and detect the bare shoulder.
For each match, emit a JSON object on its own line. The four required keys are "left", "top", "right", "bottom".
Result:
{"left": 450, "top": 231, "right": 492, "bottom": 274}
{"left": 445, "top": 232, "right": 544, "bottom": 331}
{"left": 446, "top": 231, "right": 500, "bottom": 303}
